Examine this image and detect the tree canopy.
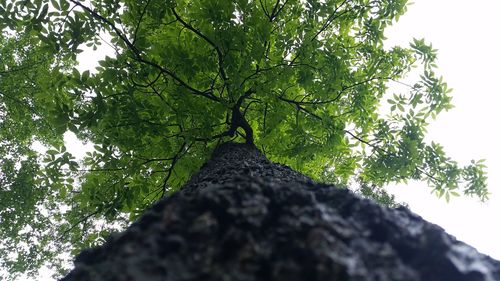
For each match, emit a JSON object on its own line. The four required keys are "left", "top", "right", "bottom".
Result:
{"left": 0, "top": 0, "right": 487, "bottom": 279}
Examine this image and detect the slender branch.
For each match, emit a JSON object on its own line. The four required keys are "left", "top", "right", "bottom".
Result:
{"left": 289, "top": 92, "right": 343, "bottom": 105}
{"left": 0, "top": 90, "right": 56, "bottom": 135}
{"left": 68, "top": 0, "right": 140, "bottom": 55}
{"left": 278, "top": 96, "right": 322, "bottom": 120}
{"left": 148, "top": 83, "right": 171, "bottom": 107}
{"left": 0, "top": 59, "right": 47, "bottom": 75}
{"left": 139, "top": 156, "right": 176, "bottom": 166}
{"left": 259, "top": 0, "right": 271, "bottom": 19}
{"left": 160, "top": 142, "right": 191, "bottom": 197}
{"left": 58, "top": 210, "right": 100, "bottom": 241}
{"left": 269, "top": 0, "right": 290, "bottom": 22}
{"left": 344, "top": 130, "right": 441, "bottom": 183}
{"left": 68, "top": 0, "right": 220, "bottom": 102}
{"left": 135, "top": 57, "right": 221, "bottom": 102}
{"left": 311, "top": 0, "right": 351, "bottom": 42}
{"left": 280, "top": 76, "right": 384, "bottom": 106}
{"left": 171, "top": 7, "right": 228, "bottom": 81}
{"left": 239, "top": 61, "right": 312, "bottom": 88}
{"left": 243, "top": 100, "right": 260, "bottom": 117}
{"left": 130, "top": 72, "right": 179, "bottom": 111}
{"left": 105, "top": 120, "right": 178, "bottom": 129}
{"left": 130, "top": 71, "right": 162, "bottom": 88}
{"left": 263, "top": 103, "right": 268, "bottom": 133}
{"left": 193, "top": 130, "right": 231, "bottom": 142}
{"left": 132, "top": 0, "right": 151, "bottom": 45}
{"left": 269, "top": 0, "right": 281, "bottom": 21}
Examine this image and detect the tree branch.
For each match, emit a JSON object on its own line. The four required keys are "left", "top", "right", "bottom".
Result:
{"left": 58, "top": 210, "right": 100, "bottom": 241}
{"left": 160, "top": 142, "right": 191, "bottom": 197}
{"left": 259, "top": 0, "right": 271, "bottom": 19}
{"left": 278, "top": 96, "right": 323, "bottom": 120}
{"left": 344, "top": 130, "right": 441, "bottom": 184}
{"left": 311, "top": 0, "right": 351, "bottom": 42}
{"left": 132, "top": 0, "right": 151, "bottom": 45}
{"left": 68, "top": 0, "right": 220, "bottom": 102}
{"left": 171, "top": 7, "right": 228, "bottom": 82}
{"left": 269, "top": 0, "right": 290, "bottom": 21}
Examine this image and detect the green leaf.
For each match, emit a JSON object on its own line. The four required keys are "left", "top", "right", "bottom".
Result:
{"left": 50, "top": 0, "right": 60, "bottom": 10}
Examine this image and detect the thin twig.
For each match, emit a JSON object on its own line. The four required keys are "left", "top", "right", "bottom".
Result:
{"left": 171, "top": 7, "right": 228, "bottom": 82}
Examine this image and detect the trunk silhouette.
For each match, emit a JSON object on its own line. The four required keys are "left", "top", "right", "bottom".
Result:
{"left": 62, "top": 142, "right": 500, "bottom": 281}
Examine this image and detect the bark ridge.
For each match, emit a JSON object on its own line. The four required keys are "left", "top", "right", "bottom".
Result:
{"left": 62, "top": 143, "right": 500, "bottom": 281}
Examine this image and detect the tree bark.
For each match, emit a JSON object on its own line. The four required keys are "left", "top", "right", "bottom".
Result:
{"left": 61, "top": 142, "right": 500, "bottom": 281}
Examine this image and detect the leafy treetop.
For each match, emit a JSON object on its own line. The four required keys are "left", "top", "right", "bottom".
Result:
{"left": 0, "top": 0, "right": 487, "bottom": 279}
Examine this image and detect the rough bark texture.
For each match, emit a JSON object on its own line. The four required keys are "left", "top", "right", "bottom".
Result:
{"left": 61, "top": 143, "right": 500, "bottom": 281}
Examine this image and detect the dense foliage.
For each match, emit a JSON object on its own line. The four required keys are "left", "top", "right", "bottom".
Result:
{"left": 0, "top": 0, "right": 487, "bottom": 279}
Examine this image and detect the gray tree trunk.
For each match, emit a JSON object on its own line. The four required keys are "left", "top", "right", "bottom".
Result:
{"left": 61, "top": 142, "right": 500, "bottom": 281}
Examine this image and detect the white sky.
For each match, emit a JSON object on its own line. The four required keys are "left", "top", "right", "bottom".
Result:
{"left": 384, "top": 0, "right": 500, "bottom": 259}
{"left": 14, "top": 0, "right": 500, "bottom": 280}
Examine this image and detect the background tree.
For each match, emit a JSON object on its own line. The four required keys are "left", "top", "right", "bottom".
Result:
{"left": 0, "top": 0, "right": 487, "bottom": 279}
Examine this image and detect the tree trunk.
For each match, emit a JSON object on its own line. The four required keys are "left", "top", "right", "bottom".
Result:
{"left": 61, "top": 142, "right": 500, "bottom": 281}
